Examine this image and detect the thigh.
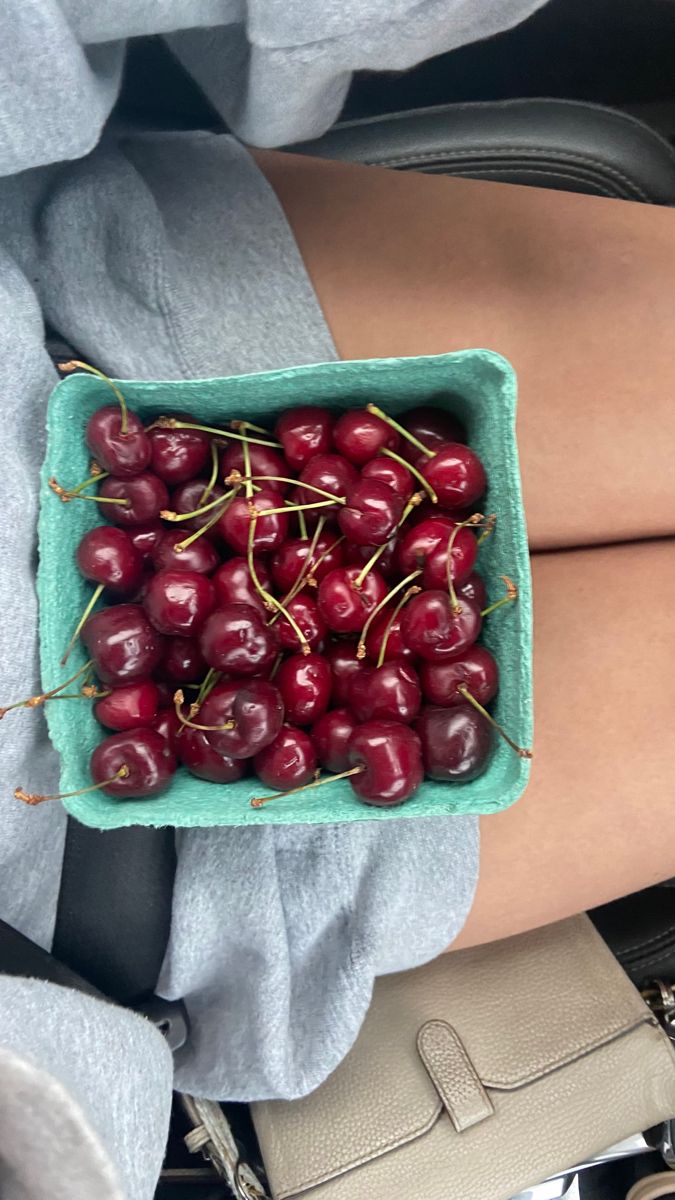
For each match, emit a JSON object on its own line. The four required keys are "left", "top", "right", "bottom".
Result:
{"left": 452, "top": 538, "right": 675, "bottom": 949}
{"left": 257, "top": 151, "right": 675, "bottom": 551}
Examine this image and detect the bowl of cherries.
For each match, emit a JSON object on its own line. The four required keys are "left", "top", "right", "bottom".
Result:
{"left": 12, "top": 350, "right": 532, "bottom": 828}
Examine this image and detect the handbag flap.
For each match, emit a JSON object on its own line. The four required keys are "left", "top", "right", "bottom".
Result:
{"left": 252, "top": 916, "right": 657, "bottom": 1198}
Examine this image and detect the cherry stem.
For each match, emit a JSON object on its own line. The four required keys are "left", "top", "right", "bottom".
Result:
{"left": 365, "top": 404, "right": 435, "bottom": 459}
{"left": 353, "top": 493, "right": 422, "bottom": 590}
{"left": 49, "top": 471, "right": 110, "bottom": 502}
{"left": 150, "top": 416, "right": 282, "bottom": 450}
{"left": 195, "top": 668, "right": 221, "bottom": 707}
{"left": 229, "top": 473, "right": 344, "bottom": 505}
{"left": 15, "top": 764, "right": 129, "bottom": 806}
{"left": 174, "top": 495, "right": 234, "bottom": 553}
{"left": 477, "top": 514, "right": 497, "bottom": 546}
{"left": 268, "top": 516, "right": 326, "bottom": 626}
{"left": 58, "top": 361, "right": 129, "bottom": 435}
{"left": 480, "top": 576, "right": 518, "bottom": 618}
{"left": 48, "top": 479, "right": 129, "bottom": 507}
{"left": 198, "top": 441, "right": 220, "bottom": 506}
{"left": 297, "top": 508, "right": 308, "bottom": 540}
{"left": 380, "top": 447, "right": 438, "bottom": 503}
{"left": 376, "top": 585, "right": 422, "bottom": 668}
{"left": 305, "top": 534, "right": 345, "bottom": 587}
{"left": 357, "top": 569, "right": 423, "bottom": 659}
{"left": 229, "top": 419, "right": 270, "bottom": 437}
{"left": 446, "top": 514, "right": 484, "bottom": 613}
{"left": 242, "top": 439, "right": 253, "bottom": 502}
{"left": 61, "top": 582, "right": 105, "bottom": 665}
{"left": 161, "top": 488, "right": 235, "bottom": 523}
{"left": 457, "top": 685, "right": 532, "bottom": 759}
{"left": 0, "top": 659, "right": 94, "bottom": 720}
{"left": 247, "top": 507, "right": 310, "bottom": 653}
{"left": 260, "top": 498, "right": 338, "bottom": 518}
{"left": 173, "top": 690, "right": 235, "bottom": 732}
{"left": 251, "top": 764, "right": 365, "bottom": 808}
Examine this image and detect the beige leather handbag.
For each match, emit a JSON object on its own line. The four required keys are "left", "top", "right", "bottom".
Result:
{"left": 252, "top": 915, "right": 675, "bottom": 1200}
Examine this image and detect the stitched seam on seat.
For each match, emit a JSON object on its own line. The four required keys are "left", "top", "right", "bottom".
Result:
{"left": 617, "top": 921, "right": 675, "bottom": 956}
{"left": 623, "top": 946, "right": 675, "bottom": 971}
{"left": 409, "top": 164, "right": 622, "bottom": 200}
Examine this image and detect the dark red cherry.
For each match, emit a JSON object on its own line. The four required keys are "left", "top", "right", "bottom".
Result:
{"left": 333, "top": 410, "right": 399, "bottom": 466}
{"left": 270, "top": 534, "right": 345, "bottom": 593}
{"left": 85, "top": 406, "right": 151, "bottom": 478}
{"left": 82, "top": 604, "right": 164, "bottom": 684}
{"left": 298, "top": 455, "right": 359, "bottom": 513}
{"left": 325, "top": 640, "right": 368, "bottom": 704}
{"left": 200, "top": 680, "right": 284, "bottom": 758}
{"left": 212, "top": 556, "right": 271, "bottom": 615}
{"left": 143, "top": 569, "right": 215, "bottom": 636}
{"left": 397, "top": 515, "right": 457, "bottom": 576}
{"left": 401, "top": 591, "right": 482, "bottom": 661}
{"left": 338, "top": 479, "right": 403, "bottom": 547}
{"left": 221, "top": 442, "right": 288, "bottom": 492}
{"left": 364, "top": 608, "right": 415, "bottom": 664}
{"left": 311, "top": 708, "right": 357, "bottom": 772}
{"left": 345, "top": 539, "right": 398, "bottom": 581}
{"left": 151, "top": 706, "right": 184, "bottom": 757}
{"left": 276, "top": 652, "right": 332, "bottom": 726}
{"left": 419, "top": 645, "right": 498, "bottom": 708}
{"left": 348, "top": 661, "right": 421, "bottom": 724}
{"left": 347, "top": 720, "right": 423, "bottom": 807}
{"left": 422, "top": 527, "right": 478, "bottom": 589}
{"left": 151, "top": 529, "right": 219, "bottom": 575}
{"left": 178, "top": 726, "right": 246, "bottom": 783}
{"left": 414, "top": 704, "right": 493, "bottom": 780}
{"left": 199, "top": 603, "right": 277, "bottom": 677}
{"left": 90, "top": 727, "right": 176, "bottom": 798}
{"left": 457, "top": 571, "right": 488, "bottom": 610}
{"left": 217, "top": 488, "right": 288, "bottom": 554}
{"left": 94, "top": 680, "right": 159, "bottom": 731}
{"left": 276, "top": 406, "right": 333, "bottom": 472}
{"left": 253, "top": 725, "right": 317, "bottom": 791}
{"left": 76, "top": 526, "right": 143, "bottom": 594}
{"left": 98, "top": 473, "right": 169, "bottom": 526}
{"left": 127, "top": 522, "right": 165, "bottom": 561}
{"left": 361, "top": 456, "right": 414, "bottom": 503}
{"left": 170, "top": 480, "right": 226, "bottom": 534}
{"left": 161, "top": 636, "right": 208, "bottom": 684}
{"left": 317, "top": 566, "right": 387, "bottom": 634}
{"left": 276, "top": 594, "right": 326, "bottom": 653}
{"left": 147, "top": 413, "right": 211, "bottom": 485}
{"left": 421, "top": 444, "right": 486, "bottom": 510}
{"left": 399, "top": 405, "right": 465, "bottom": 467}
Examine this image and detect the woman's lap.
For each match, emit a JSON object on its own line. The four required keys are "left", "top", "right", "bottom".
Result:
{"left": 258, "top": 149, "right": 675, "bottom": 945}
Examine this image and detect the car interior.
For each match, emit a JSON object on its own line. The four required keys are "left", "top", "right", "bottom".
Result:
{"left": 6, "top": 2, "right": 675, "bottom": 1197}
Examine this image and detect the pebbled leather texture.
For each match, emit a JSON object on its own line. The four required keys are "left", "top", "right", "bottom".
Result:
{"left": 294, "top": 98, "right": 675, "bottom": 204}
{"left": 252, "top": 915, "right": 675, "bottom": 1200}
{"left": 417, "top": 1020, "right": 493, "bottom": 1133}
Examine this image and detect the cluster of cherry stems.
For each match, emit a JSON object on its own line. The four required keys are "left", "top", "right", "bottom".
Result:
{"left": 5, "top": 361, "right": 530, "bottom": 812}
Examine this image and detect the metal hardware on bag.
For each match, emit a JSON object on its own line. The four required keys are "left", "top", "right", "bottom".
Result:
{"left": 180, "top": 1094, "right": 270, "bottom": 1200}
{"left": 135, "top": 996, "right": 190, "bottom": 1052}
{"left": 642, "top": 981, "right": 675, "bottom": 1172}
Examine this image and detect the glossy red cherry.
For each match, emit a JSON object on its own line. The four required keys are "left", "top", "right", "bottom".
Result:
{"left": 348, "top": 661, "right": 421, "bottom": 724}
{"left": 400, "top": 590, "right": 482, "bottom": 661}
{"left": 199, "top": 680, "right": 284, "bottom": 758}
{"left": 317, "top": 566, "right": 387, "bottom": 634}
{"left": 338, "top": 479, "right": 403, "bottom": 547}
{"left": 253, "top": 725, "right": 317, "bottom": 792}
{"left": 275, "top": 406, "right": 333, "bottom": 472}
{"left": 178, "top": 726, "right": 246, "bottom": 783}
{"left": 150, "top": 529, "right": 219, "bottom": 575}
{"left": 127, "top": 522, "right": 165, "bottom": 561}
{"left": 421, "top": 444, "right": 486, "bottom": 510}
{"left": 85, "top": 406, "right": 151, "bottom": 478}
{"left": 151, "top": 706, "right": 184, "bottom": 756}
{"left": 298, "top": 455, "right": 359, "bottom": 512}
{"left": 147, "top": 413, "right": 211, "bottom": 485}
{"left": 161, "top": 636, "right": 208, "bottom": 684}
{"left": 325, "top": 640, "right": 368, "bottom": 704}
{"left": 347, "top": 720, "right": 423, "bottom": 807}
{"left": 221, "top": 442, "right": 288, "bottom": 492}
{"left": 199, "top": 603, "right": 277, "bottom": 677}
{"left": 217, "top": 488, "right": 288, "bottom": 554}
{"left": 397, "top": 515, "right": 457, "bottom": 576}
{"left": 82, "top": 604, "right": 164, "bottom": 684}
{"left": 98, "top": 473, "right": 169, "bottom": 526}
{"left": 345, "top": 538, "right": 398, "bottom": 581}
{"left": 332, "top": 410, "right": 399, "bottom": 466}
{"left": 311, "top": 708, "right": 357, "bottom": 772}
{"left": 270, "top": 534, "right": 345, "bottom": 593}
{"left": 276, "top": 652, "right": 332, "bottom": 726}
{"left": 76, "top": 527, "right": 143, "bottom": 594}
{"left": 399, "top": 405, "right": 465, "bottom": 466}
{"left": 94, "top": 680, "right": 159, "bottom": 731}
{"left": 414, "top": 704, "right": 493, "bottom": 781}
{"left": 143, "top": 569, "right": 215, "bottom": 636}
{"left": 276, "top": 594, "right": 326, "bottom": 653}
{"left": 361, "top": 456, "right": 414, "bottom": 503}
{"left": 419, "top": 645, "right": 499, "bottom": 708}
{"left": 170, "top": 480, "right": 226, "bottom": 534}
{"left": 457, "top": 572, "right": 488, "bottom": 611}
{"left": 90, "top": 727, "right": 176, "bottom": 798}
{"left": 422, "top": 527, "right": 478, "bottom": 589}
{"left": 212, "top": 556, "right": 271, "bottom": 616}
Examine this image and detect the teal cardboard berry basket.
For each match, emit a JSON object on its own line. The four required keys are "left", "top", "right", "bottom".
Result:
{"left": 38, "top": 350, "right": 532, "bottom": 829}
